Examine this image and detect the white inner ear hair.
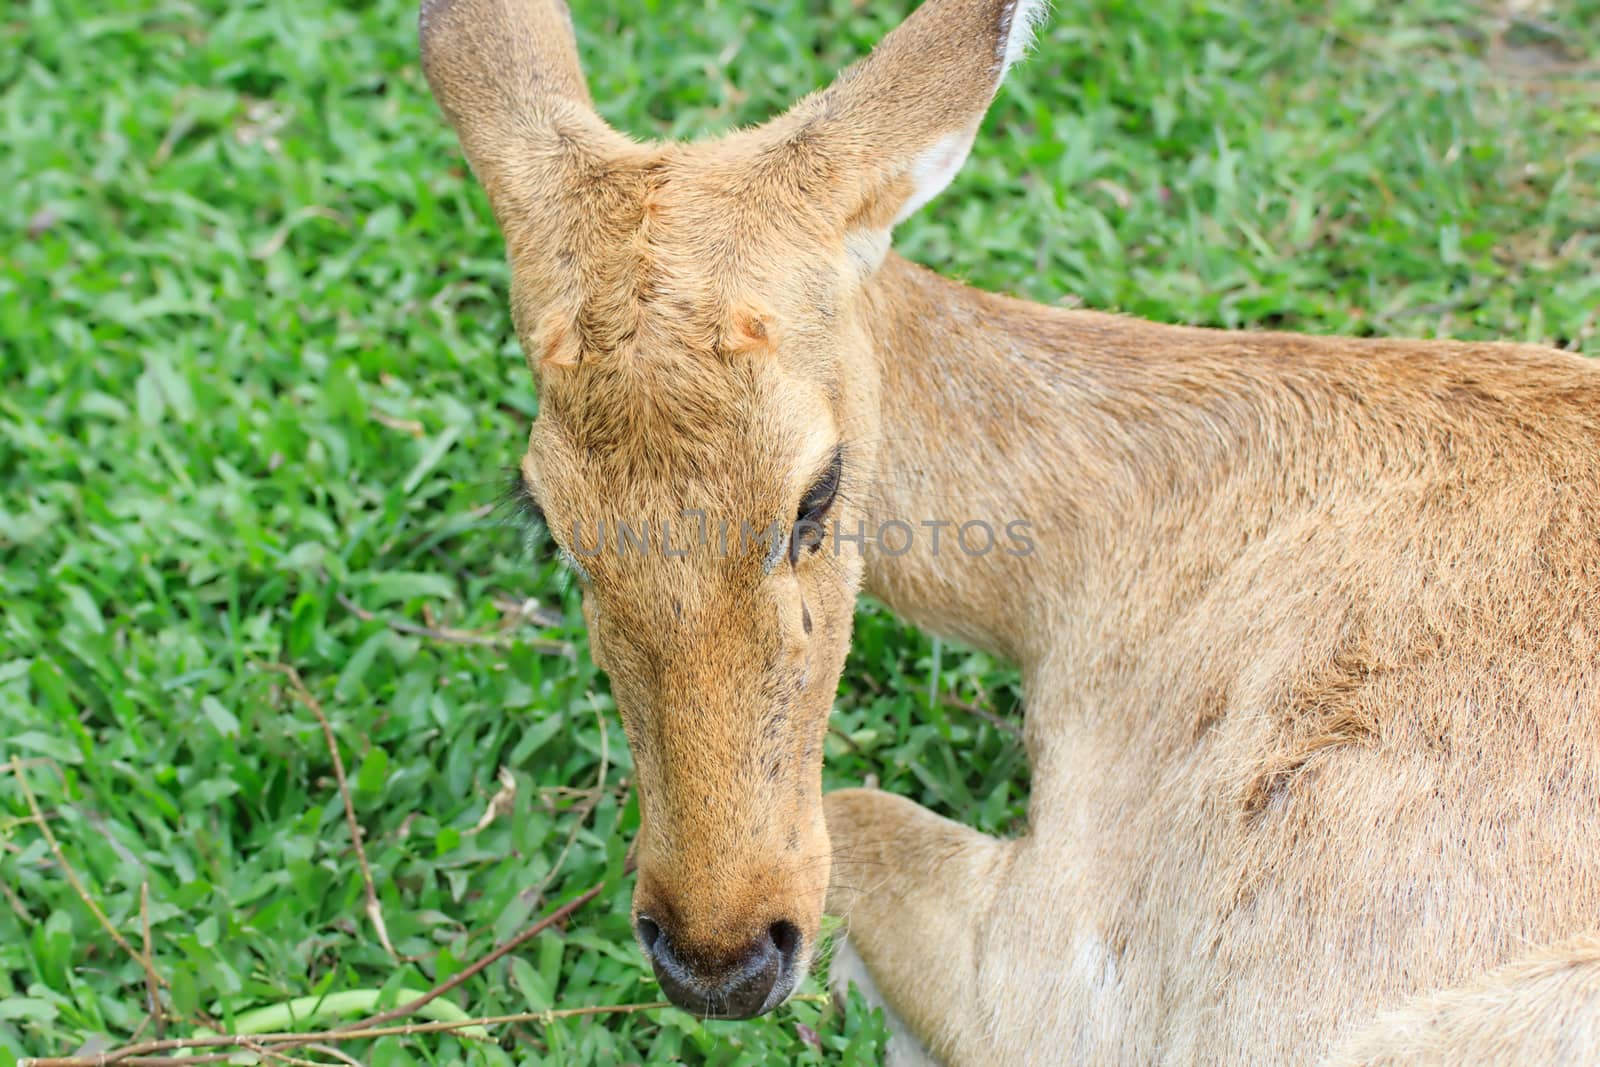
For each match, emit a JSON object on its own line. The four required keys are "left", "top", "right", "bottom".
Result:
{"left": 891, "top": 125, "right": 980, "bottom": 225}
{"left": 849, "top": 0, "right": 1050, "bottom": 255}
{"left": 1001, "top": 0, "right": 1050, "bottom": 72}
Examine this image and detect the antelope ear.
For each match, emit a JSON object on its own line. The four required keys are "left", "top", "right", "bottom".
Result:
{"left": 419, "top": 0, "right": 627, "bottom": 220}
{"left": 765, "top": 0, "right": 1047, "bottom": 255}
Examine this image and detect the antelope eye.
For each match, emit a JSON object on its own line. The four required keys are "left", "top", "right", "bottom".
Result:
{"left": 791, "top": 447, "right": 842, "bottom": 563}
{"left": 798, "top": 448, "right": 842, "bottom": 523}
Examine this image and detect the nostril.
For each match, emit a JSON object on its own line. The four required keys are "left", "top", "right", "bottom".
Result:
{"left": 768, "top": 920, "right": 801, "bottom": 964}
{"left": 636, "top": 915, "right": 661, "bottom": 954}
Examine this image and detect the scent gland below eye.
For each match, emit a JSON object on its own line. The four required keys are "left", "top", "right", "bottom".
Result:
{"left": 790, "top": 446, "right": 842, "bottom": 565}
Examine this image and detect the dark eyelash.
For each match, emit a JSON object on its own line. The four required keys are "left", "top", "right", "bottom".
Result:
{"left": 503, "top": 467, "right": 549, "bottom": 533}
{"left": 800, "top": 446, "right": 843, "bottom": 518}
{"left": 501, "top": 468, "right": 594, "bottom": 584}
{"left": 791, "top": 445, "right": 843, "bottom": 564}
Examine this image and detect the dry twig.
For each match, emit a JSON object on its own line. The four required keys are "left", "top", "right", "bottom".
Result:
{"left": 335, "top": 591, "right": 572, "bottom": 655}
{"left": 258, "top": 663, "right": 398, "bottom": 961}
{"left": 521, "top": 696, "right": 609, "bottom": 907}
{"left": 0, "top": 873, "right": 31, "bottom": 922}
{"left": 140, "top": 881, "right": 166, "bottom": 1037}
{"left": 21, "top": 879, "right": 616, "bottom": 1067}
{"left": 468, "top": 766, "right": 518, "bottom": 835}
{"left": 331, "top": 878, "right": 608, "bottom": 1034}
{"left": 368, "top": 408, "right": 425, "bottom": 437}
{"left": 300, "top": 1044, "right": 365, "bottom": 1067}
{"left": 942, "top": 695, "right": 1024, "bottom": 740}
{"left": 7, "top": 756, "right": 165, "bottom": 986}
{"left": 25, "top": 996, "right": 832, "bottom": 1067}
{"left": 21, "top": 1004, "right": 667, "bottom": 1066}
{"left": 827, "top": 724, "right": 865, "bottom": 756}
{"left": 249, "top": 1043, "right": 330, "bottom": 1067}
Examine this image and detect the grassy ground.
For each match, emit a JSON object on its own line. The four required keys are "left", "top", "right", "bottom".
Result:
{"left": 2, "top": 0, "right": 1596, "bottom": 1062}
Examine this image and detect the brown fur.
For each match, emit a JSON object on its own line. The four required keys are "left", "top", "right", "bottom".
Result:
{"left": 420, "top": 0, "right": 1600, "bottom": 1060}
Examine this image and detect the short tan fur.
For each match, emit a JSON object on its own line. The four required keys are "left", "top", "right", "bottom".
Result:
{"left": 420, "top": 0, "right": 1600, "bottom": 1059}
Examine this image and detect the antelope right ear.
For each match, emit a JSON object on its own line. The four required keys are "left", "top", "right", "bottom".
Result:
{"left": 419, "top": 0, "right": 628, "bottom": 224}
{"left": 759, "top": 0, "right": 1047, "bottom": 263}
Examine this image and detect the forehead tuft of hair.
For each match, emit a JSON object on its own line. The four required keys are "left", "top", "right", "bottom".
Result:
{"left": 538, "top": 341, "right": 772, "bottom": 475}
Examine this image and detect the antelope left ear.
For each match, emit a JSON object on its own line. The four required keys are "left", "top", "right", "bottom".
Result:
{"left": 754, "top": 0, "right": 1048, "bottom": 255}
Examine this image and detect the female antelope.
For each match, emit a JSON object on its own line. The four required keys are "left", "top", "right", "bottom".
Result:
{"left": 420, "top": 0, "right": 1600, "bottom": 1061}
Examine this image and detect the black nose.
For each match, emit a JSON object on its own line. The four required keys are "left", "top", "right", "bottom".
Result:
{"left": 635, "top": 916, "right": 802, "bottom": 1019}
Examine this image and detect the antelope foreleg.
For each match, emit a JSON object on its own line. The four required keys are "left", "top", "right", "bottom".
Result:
{"left": 822, "top": 788, "right": 1015, "bottom": 1065}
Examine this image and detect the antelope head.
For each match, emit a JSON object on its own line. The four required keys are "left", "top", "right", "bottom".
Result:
{"left": 420, "top": 0, "right": 1044, "bottom": 1018}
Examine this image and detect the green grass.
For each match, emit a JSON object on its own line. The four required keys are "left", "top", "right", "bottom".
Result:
{"left": 1, "top": 0, "right": 1596, "bottom": 1062}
